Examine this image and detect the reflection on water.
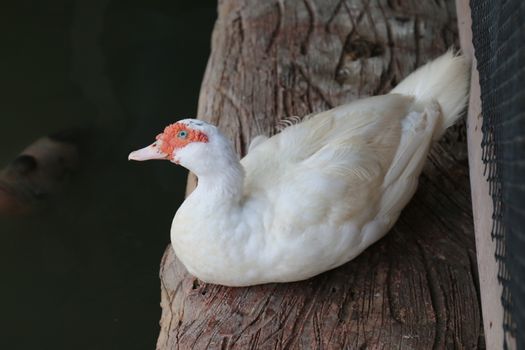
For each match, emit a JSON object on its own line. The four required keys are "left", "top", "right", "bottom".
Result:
{"left": 0, "top": 1, "right": 216, "bottom": 348}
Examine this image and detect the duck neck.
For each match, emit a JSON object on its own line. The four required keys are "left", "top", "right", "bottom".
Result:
{"left": 197, "top": 163, "right": 244, "bottom": 201}
{"left": 185, "top": 158, "right": 245, "bottom": 214}
{"left": 177, "top": 132, "right": 245, "bottom": 214}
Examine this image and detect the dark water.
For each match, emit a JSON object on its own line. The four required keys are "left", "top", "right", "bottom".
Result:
{"left": 0, "top": 1, "right": 216, "bottom": 349}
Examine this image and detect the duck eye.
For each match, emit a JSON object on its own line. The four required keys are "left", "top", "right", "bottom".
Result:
{"left": 177, "top": 130, "right": 188, "bottom": 139}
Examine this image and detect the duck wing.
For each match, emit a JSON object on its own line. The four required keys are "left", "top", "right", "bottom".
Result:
{"left": 240, "top": 94, "right": 417, "bottom": 232}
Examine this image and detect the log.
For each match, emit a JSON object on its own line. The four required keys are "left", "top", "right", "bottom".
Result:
{"left": 0, "top": 131, "right": 81, "bottom": 216}
{"left": 157, "top": 1, "right": 483, "bottom": 348}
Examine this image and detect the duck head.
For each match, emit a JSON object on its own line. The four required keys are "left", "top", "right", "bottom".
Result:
{"left": 129, "top": 119, "right": 238, "bottom": 176}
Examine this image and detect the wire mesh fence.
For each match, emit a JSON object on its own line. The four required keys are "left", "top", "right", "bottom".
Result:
{"left": 471, "top": 0, "right": 525, "bottom": 348}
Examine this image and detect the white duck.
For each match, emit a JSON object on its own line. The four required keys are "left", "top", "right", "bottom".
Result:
{"left": 129, "top": 52, "right": 469, "bottom": 287}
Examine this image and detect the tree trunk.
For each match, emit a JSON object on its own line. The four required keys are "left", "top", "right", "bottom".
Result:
{"left": 157, "top": 0, "right": 483, "bottom": 349}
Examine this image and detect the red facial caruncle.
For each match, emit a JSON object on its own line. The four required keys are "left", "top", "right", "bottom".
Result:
{"left": 156, "top": 123, "right": 209, "bottom": 160}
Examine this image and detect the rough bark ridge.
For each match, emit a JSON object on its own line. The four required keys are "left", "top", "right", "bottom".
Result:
{"left": 157, "top": 0, "right": 483, "bottom": 349}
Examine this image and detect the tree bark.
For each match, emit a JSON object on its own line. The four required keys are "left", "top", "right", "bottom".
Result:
{"left": 157, "top": 0, "right": 483, "bottom": 349}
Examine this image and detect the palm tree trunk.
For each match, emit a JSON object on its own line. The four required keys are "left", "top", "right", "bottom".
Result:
{"left": 157, "top": 0, "right": 483, "bottom": 348}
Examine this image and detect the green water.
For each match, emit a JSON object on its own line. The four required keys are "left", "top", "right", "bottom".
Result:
{"left": 0, "top": 1, "right": 216, "bottom": 349}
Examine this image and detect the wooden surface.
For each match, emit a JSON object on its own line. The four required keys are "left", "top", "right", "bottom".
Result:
{"left": 457, "top": 1, "right": 514, "bottom": 348}
{"left": 158, "top": 0, "right": 484, "bottom": 348}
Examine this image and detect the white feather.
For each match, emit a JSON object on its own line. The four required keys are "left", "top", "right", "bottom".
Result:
{"left": 391, "top": 50, "right": 470, "bottom": 138}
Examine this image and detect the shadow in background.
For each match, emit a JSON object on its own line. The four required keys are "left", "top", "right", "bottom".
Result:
{"left": 0, "top": 1, "right": 216, "bottom": 349}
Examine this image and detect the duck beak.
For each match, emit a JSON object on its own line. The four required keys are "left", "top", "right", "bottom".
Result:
{"left": 128, "top": 143, "right": 168, "bottom": 161}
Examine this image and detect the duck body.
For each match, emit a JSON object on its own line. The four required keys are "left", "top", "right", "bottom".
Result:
{"left": 130, "top": 52, "right": 470, "bottom": 286}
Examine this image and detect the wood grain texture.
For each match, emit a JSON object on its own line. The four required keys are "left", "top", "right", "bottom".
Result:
{"left": 158, "top": 0, "right": 483, "bottom": 348}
